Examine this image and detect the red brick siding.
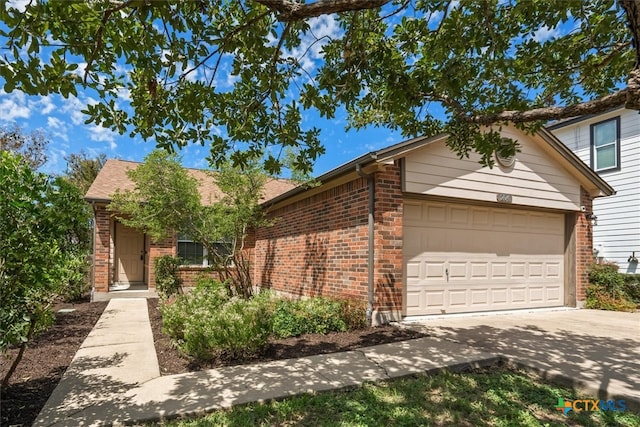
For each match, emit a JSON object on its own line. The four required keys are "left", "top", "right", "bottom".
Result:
{"left": 373, "top": 165, "right": 403, "bottom": 312}
{"left": 147, "top": 236, "right": 176, "bottom": 290}
{"left": 253, "top": 163, "right": 404, "bottom": 314}
{"left": 177, "top": 267, "right": 220, "bottom": 288}
{"left": 93, "top": 205, "right": 111, "bottom": 293}
{"left": 576, "top": 188, "right": 594, "bottom": 302}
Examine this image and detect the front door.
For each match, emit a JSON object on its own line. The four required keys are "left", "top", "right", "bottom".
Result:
{"left": 115, "top": 222, "right": 145, "bottom": 283}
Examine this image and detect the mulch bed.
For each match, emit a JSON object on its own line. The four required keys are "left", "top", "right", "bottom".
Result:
{"left": 0, "top": 298, "right": 108, "bottom": 427}
{"left": 147, "top": 298, "right": 427, "bottom": 375}
{"left": 1, "top": 297, "right": 427, "bottom": 426}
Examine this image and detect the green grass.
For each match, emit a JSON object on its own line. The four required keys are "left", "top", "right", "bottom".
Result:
{"left": 155, "top": 367, "right": 639, "bottom": 427}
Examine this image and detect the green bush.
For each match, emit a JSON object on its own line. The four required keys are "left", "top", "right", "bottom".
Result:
{"left": 585, "top": 285, "right": 636, "bottom": 312}
{"left": 160, "top": 280, "right": 272, "bottom": 360}
{"left": 154, "top": 255, "right": 183, "bottom": 299}
{"left": 623, "top": 275, "right": 640, "bottom": 304}
{"left": 339, "top": 299, "right": 368, "bottom": 331}
{"left": 272, "top": 297, "right": 351, "bottom": 338}
{"left": 60, "top": 256, "right": 91, "bottom": 302}
{"left": 586, "top": 264, "right": 637, "bottom": 312}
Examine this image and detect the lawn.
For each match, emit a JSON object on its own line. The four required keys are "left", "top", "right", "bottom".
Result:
{"left": 155, "top": 367, "right": 639, "bottom": 427}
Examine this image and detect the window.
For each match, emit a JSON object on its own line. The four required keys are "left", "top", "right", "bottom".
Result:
{"left": 590, "top": 117, "right": 620, "bottom": 172}
{"left": 177, "top": 235, "right": 208, "bottom": 266}
{"left": 177, "top": 235, "right": 233, "bottom": 266}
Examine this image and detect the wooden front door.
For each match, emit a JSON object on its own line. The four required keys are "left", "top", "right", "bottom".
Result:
{"left": 116, "top": 222, "right": 145, "bottom": 283}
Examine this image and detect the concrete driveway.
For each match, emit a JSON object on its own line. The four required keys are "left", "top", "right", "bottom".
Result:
{"left": 404, "top": 309, "right": 640, "bottom": 413}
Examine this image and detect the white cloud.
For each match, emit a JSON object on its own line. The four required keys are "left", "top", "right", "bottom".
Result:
{"left": 47, "top": 116, "right": 64, "bottom": 129}
{"left": 7, "top": 0, "right": 29, "bottom": 12}
{"left": 87, "top": 124, "right": 118, "bottom": 150}
{"left": 284, "top": 14, "right": 342, "bottom": 74}
{"left": 39, "top": 95, "right": 57, "bottom": 114}
{"left": 0, "top": 92, "right": 30, "bottom": 121}
{"left": 58, "top": 96, "right": 90, "bottom": 125}
{"left": 532, "top": 25, "right": 560, "bottom": 42}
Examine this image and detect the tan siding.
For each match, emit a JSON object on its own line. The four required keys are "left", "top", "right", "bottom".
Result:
{"left": 404, "top": 128, "right": 582, "bottom": 211}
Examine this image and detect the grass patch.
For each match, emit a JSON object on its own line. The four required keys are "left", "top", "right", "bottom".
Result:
{"left": 153, "top": 367, "right": 639, "bottom": 426}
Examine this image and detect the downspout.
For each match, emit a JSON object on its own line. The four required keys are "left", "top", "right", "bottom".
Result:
{"left": 356, "top": 164, "right": 375, "bottom": 326}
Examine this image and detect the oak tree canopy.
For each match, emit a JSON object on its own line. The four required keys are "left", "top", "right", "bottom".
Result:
{"left": 2, "top": 0, "right": 639, "bottom": 172}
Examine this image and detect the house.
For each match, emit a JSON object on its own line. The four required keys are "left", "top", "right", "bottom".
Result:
{"left": 547, "top": 108, "right": 640, "bottom": 274}
{"left": 86, "top": 124, "right": 613, "bottom": 323}
{"left": 84, "top": 160, "right": 296, "bottom": 298}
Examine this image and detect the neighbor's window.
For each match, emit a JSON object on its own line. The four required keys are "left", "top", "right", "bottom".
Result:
{"left": 177, "top": 235, "right": 208, "bottom": 266}
{"left": 591, "top": 117, "right": 620, "bottom": 172}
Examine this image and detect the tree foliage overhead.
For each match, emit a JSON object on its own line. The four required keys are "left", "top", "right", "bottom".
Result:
{"left": 2, "top": 0, "right": 639, "bottom": 170}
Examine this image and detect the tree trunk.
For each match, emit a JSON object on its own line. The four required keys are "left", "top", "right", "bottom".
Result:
{"left": 1, "top": 320, "right": 36, "bottom": 390}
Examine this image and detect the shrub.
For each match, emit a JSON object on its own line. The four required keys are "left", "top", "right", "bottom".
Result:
{"left": 623, "top": 275, "right": 640, "bottom": 304}
{"left": 161, "top": 280, "right": 272, "bottom": 360}
{"left": 272, "top": 297, "right": 356, "bottom": 339}
{"left": 586, "top": 263, "right": 637, "bottom": 311}
{"left": 60, "top": 256, "right": 91, "bottom": 302}
{"left": 585, "top": 285, "right": 636, "bottom": 312}
{"left": 588, "top": 263, "right": 624, "bottom": 296}
{"left": 154, "top": 256, "right": 183, "bottom": 299}
{"left": 339, "top": 299, "right": 368, "bottom": 331}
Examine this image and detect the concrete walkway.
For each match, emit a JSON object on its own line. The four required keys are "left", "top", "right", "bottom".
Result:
{"left": 34, "top": 301, "right": 639, "bottom": 425}
{"left": 34, "top": 298, "right": 499, "bottom": 426}
{"left": 403, "top": 309, "right": 640, "bottom": 412}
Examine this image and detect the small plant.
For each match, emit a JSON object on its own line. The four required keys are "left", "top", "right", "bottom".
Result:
{"left": 154, "top": 256, "right": 183, "bottom": 299}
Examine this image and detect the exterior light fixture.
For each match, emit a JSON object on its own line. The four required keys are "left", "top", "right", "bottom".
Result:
{"left": 585, "top": 212, "right": 598, "bottom": 226}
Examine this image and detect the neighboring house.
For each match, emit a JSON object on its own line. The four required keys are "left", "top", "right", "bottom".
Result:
{"left": 86, "top": 124, "right": 613, "bottom": 322}
{"left": 548, "top": 107, "right": 640, "bottom": 274}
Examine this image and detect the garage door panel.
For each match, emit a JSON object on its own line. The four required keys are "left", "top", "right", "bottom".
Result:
{"left": 404, "top": 200, "right": 565, "bottom": 315}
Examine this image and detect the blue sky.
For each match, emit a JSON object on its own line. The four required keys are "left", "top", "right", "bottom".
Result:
{"left": 0, "top": 87, "right": 403, "bottom": 177}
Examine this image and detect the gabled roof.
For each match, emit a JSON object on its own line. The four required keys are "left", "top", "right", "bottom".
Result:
{"left": 85, "top": 159, "right": 297, "bottom": 204}
{"left": 266, "top": 125, "right": 615, "bottom": 208}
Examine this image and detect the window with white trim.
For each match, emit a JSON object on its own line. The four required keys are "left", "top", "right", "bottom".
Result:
{"left": 177, "top": 235, "right": 208, "bottom": 266}
{"left": 591, "top": 117, "right": 620, "bottom": 172}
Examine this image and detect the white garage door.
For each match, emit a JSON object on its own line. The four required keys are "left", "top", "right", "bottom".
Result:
{"left": 404, "top": 200, "right": 564, "bottom": 316}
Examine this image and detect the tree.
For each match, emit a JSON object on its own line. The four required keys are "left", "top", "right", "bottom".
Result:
{"left": 2, "top": 1, "right": 639, "bottom": 170}
{"left": 109, "top": 149, "right": 268, "bottom": 297}
{"left": 0, "top": 151, "right": 92, "bottom": 388}
{"left": 0, "top": 124, "right": 49, "bottom": 170}
{"left": 63, "top": 151, "right": 108, "bottom": 194}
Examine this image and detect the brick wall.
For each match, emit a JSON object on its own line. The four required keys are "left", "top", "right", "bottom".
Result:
{"left": 93, "top": 204, "right": 111, "bottom": 293}
{"left": 177, "top": 267, "right": 220, "bottom": 288}
{"left": 253, "top": 163, "right": 405, "bottom": 319}
{"left": 576, "top": 188, "right": 595, "bottom": 302}
{"left": 373, "top": 164, "right": 403, "bottom": 314}
{"left": 147, "top": 236, "right": 176, "bottom": 290}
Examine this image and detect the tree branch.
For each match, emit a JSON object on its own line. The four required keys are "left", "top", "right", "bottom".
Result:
{"left": 452, "top": 83, "right": 636, "bottom": 126}
{"left": 254, "top": 0, "right": 391, "bottom": 21}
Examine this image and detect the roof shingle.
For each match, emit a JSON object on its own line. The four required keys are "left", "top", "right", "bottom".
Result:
{"left": 85, "top": 159, "right": 297, "bottom": 204}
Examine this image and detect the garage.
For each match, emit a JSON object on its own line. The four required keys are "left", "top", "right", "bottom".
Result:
{"left": 403, "top": 199, "right": 565, "bottom": 316}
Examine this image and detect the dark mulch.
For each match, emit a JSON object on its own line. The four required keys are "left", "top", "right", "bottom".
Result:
{"left": 2, "top": 297, "right": 427, "bottom": 426}
{"left": 147, "top": 298, "right": 428, "bottom": 375}
{"left": 0, "top": 298, "right": 108, "bottom": 427}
